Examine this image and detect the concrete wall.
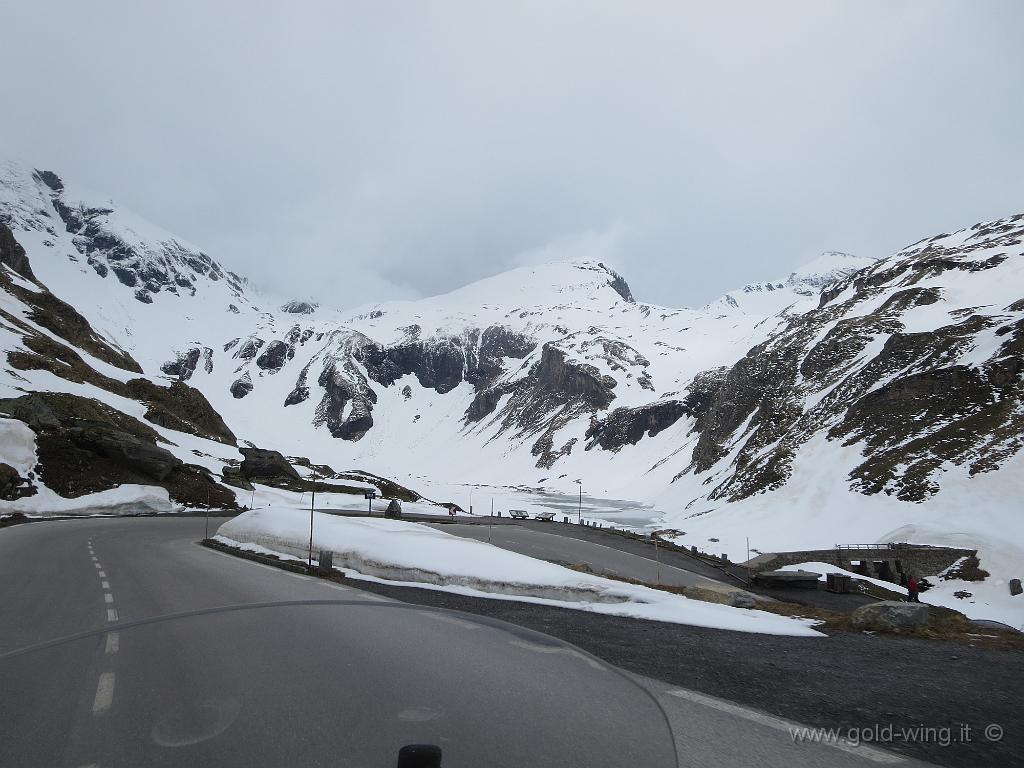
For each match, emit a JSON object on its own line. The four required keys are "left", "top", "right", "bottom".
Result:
{"left": 751, "top": 545, "right": 975, "bottom": 583}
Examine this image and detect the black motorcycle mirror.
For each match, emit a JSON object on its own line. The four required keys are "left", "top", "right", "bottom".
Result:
{"left": 397, "top": 743, "right": 442, "bottom": 768}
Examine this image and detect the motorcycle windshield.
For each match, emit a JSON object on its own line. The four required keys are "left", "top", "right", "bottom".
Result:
{"left": 0, "top": 601, "right": 678, "bottom": 767}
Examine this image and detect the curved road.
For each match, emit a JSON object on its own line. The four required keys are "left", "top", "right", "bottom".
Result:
{"left": 0, "top": 517, "right": 928, "bottom": 767}
{"left": 426, "top": 521, "right": 735, "bottom": 592}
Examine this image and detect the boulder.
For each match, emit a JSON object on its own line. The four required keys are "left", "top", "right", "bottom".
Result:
{"left": 239, "top": 447, "right": 300, "bottom": 482}
{"left": 230, "top": 374, "right": 253, "bottom": 399}
{"left": 850, "top": 601, "right": 930, "bottom": 631}
{"left": 1010, "top": 578, "right": 1022, "bottom": 596}
{"left": 727, "top": 592, "right": 759, "bottom": 609}
{"left": 0, "top": 463, "right": 36, "bottom": 500}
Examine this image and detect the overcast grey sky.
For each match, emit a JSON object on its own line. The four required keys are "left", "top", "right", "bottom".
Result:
{"left": 2, "top": 1, "right": 1022, "bottom": 307}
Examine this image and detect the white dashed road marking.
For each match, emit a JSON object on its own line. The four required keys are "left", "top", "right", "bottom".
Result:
{"left": 101, "top": 581, "right": 110, "bottom": 590}
{"left": 92, "top": 672, "right": 115, "bottom": 715}
{"left": 105, "top": 632, "right": 120, "bottom": 655}
{"left": 106, "top": 608, "right": 118, "bottom": 622}
{"left": 103, "top": 593, "right": 114, "bottom": 604}
{"left": 98, "top": 571, "right": 106, "bottom": 578}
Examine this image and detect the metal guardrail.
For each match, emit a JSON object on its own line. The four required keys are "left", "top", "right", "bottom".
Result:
{"left": 834, "top": 543, "right": 910, "bottom": 550}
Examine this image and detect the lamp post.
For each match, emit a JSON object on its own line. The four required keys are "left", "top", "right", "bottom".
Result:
{"left": 469, "top": 486, "right": 474, "bottom": 516}
{"left": 576, "top": 480, "right": 582, "bottom": 524}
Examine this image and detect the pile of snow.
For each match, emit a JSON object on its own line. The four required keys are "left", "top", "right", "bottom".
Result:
{"left": 0, "top": 418, "right": 36, "bottom": 475}
{"left": 5, "top": 484, "right": 176, "bottom": 516}
{"left": 215, "top": 509, "right": 822, "bottom": 636}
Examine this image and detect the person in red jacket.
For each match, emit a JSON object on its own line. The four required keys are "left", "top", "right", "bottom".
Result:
{"left": 907, "top": 575, "right": 920, "bottom": 603}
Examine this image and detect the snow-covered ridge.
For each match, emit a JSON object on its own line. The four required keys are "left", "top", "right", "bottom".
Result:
{"left": 703, "top": 250, "right": 881, "bottom": 318}
{"left": 2, "top": 157, "right": 1023, "bottom": 631}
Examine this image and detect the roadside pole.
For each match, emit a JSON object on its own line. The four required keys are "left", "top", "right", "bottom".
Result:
{"left": 655, "top": 536, "right": 661, "bottom": 586}
{"left": 204, "top": 489, "right": 211, "bottom": 539}
{"left": 488, "top": 498, "right": 493, "bottom": 544}
{"left": 576, "top": 480, "right": 582, "bottom": 524}
{"left": 307, "top": 466, "right": 317, "bottom": 568}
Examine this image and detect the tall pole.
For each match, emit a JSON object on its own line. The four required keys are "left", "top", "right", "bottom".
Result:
{"left": 655, "top": 536, "right": 661, "bottom": 586}
{"left": 250, "top": 486, "right": 255, "bottom": 510}
{"left": 308, "top": 466, "right": 317, "bottom": 568}
{"left": 469, "top": 486, "right": 473, "bottom": 516}
{"left": 488, "top": 498, "right": 493, "bottom": 544}
{"left": 577, "top": 482, "right": 582, "bottom": 524}
{"left": 746, "top": 537, "right": 750, "bottom": 563}
{"left": 204, "top": 488, "right": 211, "bottom": 539}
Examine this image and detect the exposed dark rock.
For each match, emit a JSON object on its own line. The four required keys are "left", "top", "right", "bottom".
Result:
{"left": 597, "top": 262, "right": 634, "bottom": 302}
{"left": 234, "top": 337, "right": 265, "bottom": 361}
{"left": 239, "top": 447, "right": 301, "bottom": 482}
{"left": 0, "top": 222, "right": 35, "bottom": 281}
{"left": 161, "top": 348, "right": 203, "bottom": 380}
{"left": 401, "top": 385, "right": 413, "bottom": 400}
{"left": 673, "top": 214, "right": 1024, "bottom": 505}
{"left": 33, "top": 169, "right": 64, "bottom": 193}
{"left": 281, "top": 300, "right": 317, "bottom": 314}
{"left": 0, "top": 392, "right": 234, "bottom": 507}
{"left": 591, "top": 400, "right": 687, "bottom": 452}
{"left": 315, "top": 359, "right": 376, "bottom": 441}
{"left": 0, "top": 463, "right": 36, "bottom": 500}
{"left": 256, "top": 340, "right": 294, "bottom": 372}
{"left": 124, "top": 379, "right": 236, "bottom": 445}
{"left": 0, "top": 241, "right": 141, "bottom": 373}
{"left": 230, "top": 373, "right": 253, "bottom": 399}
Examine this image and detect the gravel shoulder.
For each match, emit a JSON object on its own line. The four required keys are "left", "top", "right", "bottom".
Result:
{"left": 346, "top": 575, "right": 1022, "bottom": 768}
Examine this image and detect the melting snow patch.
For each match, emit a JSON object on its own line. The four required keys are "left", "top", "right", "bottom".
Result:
{"left": 216, "top": 509, "right": 823, "bottom": 636}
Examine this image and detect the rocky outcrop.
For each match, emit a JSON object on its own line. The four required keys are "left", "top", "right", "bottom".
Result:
{"left": 234, "top": 337, "right": 265, "bottom": 361}
{"left": 590, "top": 400, "right": 687, "bottom": 452}
{"left": 281, "top": 300, "right": 317, "bottom": 314}
{"left": 314, "top": 359, "right": 377, "bottom": 440}
{"left": 39, "top": 170, "right": 245, "bottom": 303}
{"left": 239, "top": 447, "right": 301, "bottom": 483}
{"left": 256, "top": 340, "right": 294, "bottom": 372}
{"left": 230, "top": 373, "right": 253, "bottom": 399}
{"left": 161, "top": 346, "right": 213, "bottom": 381}
{"left": 124, "top": 379, "right": 236, "bottom": 445}
{"left": 0, "top": 222, "right": 35, "bottom": 281}
{"left": 673, "top": 213, "right": 1024, "bottom": 504}
{"left": 0, "top": 463, "right": 36, "bottom": 500}
{"left": 0, "top": 392, "right": 234, "bottom": 506}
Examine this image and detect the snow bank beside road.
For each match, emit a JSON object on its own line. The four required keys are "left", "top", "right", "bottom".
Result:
{"left": 4, "top": 484, "right": 176, "bottom": 515}
{"left": 216, "top": 509, "right": 823, "bottom": 636}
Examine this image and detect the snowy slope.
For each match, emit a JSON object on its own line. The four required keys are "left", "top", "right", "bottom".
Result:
{"left": 2, "top": 159, "right": 1022, "bottom": 628}
{"left": 702, "top": 251, "right": 880, "bottom": 318}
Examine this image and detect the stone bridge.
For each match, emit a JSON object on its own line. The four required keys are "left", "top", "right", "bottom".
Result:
{"left": 747, "top": 543, "right": 975, "bottom": 584}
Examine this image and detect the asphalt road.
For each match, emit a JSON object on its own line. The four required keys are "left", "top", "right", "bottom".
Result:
{"left": 0, "top": 517, "right": 933, "bottom": 768}
{"left": 427, "top": 521, "right": 733, "bottom": 592}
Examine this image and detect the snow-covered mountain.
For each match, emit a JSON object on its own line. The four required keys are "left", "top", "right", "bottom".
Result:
{"left": 702, "top": 251, "right": 880, "bottom": 318}
{"left": 1, "top": 158, "right": 1022, "bottom": 624}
